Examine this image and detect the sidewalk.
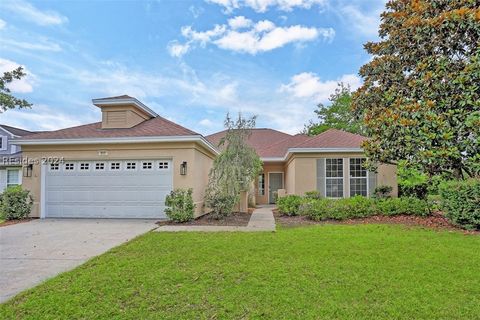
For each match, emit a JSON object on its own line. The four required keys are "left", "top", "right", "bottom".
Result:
{"left": 155, "top": 206, "right": 276, "bottom": 232}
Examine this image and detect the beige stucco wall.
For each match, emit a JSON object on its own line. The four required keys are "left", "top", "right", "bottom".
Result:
{"left": 20, "top": 141, "right": 215, "bottom": 218}
{"left": 255, "top": 162, "right": 285, "bottom": 205}
{"left": 282, "top": 152, "right": 398, "bottom": 198}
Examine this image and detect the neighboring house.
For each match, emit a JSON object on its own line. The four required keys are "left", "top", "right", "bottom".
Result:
{"left": 0, "top": 124, "right": 34, "bottom": 192}
{"left": 207, "top": 128, "right": 397, "bottom": 205}
{"left": 14, "top": 95, "right": 397, "bottom": 219}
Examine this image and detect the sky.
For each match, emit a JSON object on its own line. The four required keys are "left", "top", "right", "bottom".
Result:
{"left": 0, "top": 0, "right": 386, "bottom": 135}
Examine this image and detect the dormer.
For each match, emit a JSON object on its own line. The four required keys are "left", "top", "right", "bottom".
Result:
{"left": 92, "top": 95, "right": 158, "bottom": 129}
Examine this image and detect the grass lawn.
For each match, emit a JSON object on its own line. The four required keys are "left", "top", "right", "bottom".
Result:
{"left": 1, "top": 225, "right": 479, "bottom": 319}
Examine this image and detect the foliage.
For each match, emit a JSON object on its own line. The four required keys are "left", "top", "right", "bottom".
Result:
{"left": 373, "top": 185, "right": 393, "bottom": 199}
{"left": 165, "top": 188, "right": 195, "bottom": 222}
{"left": 352, "top": 0, "right": 480, "bottom": 178}
{"left": 0, "top": 186, "right": 33, "bottom": 220}
{"left": 304, "top": 190, "right": 322, "bottom": 199}
{"left": 2, "top": 226, "right": 480, "bottom": 319}
{"left": 397, "top": 161, "right": 429, "bottom": 199}
{"left": 375, "top": 197, "right": 430, "bottom": 217}
{"left": 302, "top": 196, "right": 430, "bottom": 221}
{"left": 276, "top": 195, "right": 303, "bottom": 216}
{"left": 304, "top": 83, "right": 365, "bottom": 135}
{"left": 0, "top": 67, "right": 32, "bottom": 112}
{"left": 205, "top": 113, "right": 263, "bottom": 217}
{"left": 439, "top": 179, "right": 480, "bottom": 230}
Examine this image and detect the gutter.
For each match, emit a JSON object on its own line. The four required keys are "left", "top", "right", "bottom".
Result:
{"left": 13, "top": 135, "right": 220, "bottom": 155}
{"left": 260, "top": 147, "right": 364, "bottom": 162}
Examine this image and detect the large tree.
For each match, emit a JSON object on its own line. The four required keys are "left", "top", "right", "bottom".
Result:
{"left": 305, "top": 83, "right": 364, "bottom": 135}
{"left": 0, "top": 67, "right": 32, "bottom": 112}
{"left": 205, "top": 113, "right": 263, "bottom": 217}
{"left": 352, "top": 0, "right": 480, "bottom": 178}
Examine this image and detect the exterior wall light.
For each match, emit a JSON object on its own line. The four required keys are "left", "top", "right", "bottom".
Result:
{"left": 23, "top": 164, "right": 33, "bottom": 177}
{"left": 180, "top": 161, "right": 187, "bottom": 175}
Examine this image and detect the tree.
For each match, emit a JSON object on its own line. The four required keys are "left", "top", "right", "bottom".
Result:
{"left": 304, "top": 83, "right": 364, "bottom": 135}
{"left": 352, "top": 0, "right": 480, "bottom": 179}
{"left": 0, "top": 67, "right": 32, "bottom": 113}
{"left": 205, "top": 113, "right": 263, "bottom": 217}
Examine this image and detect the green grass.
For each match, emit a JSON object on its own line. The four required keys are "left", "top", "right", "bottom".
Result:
{"left": 1, "top": 225, "right": 480, "bottom": 319}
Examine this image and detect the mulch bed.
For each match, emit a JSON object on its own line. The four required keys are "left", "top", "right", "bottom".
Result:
{"left": 0, "top": 218, "right": 36, "bottom": 228}
{"left": 274, "top": 210, "right": 479, "bottom": 235}
{"left": 157, "top": 211, "right": 252, "bottom": 227}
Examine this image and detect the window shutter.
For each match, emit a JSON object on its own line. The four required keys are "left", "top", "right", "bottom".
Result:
{"left": 317, "top": 158, "right": 325, "bottom": 198}
{"left": 368, "top": 171, "right": 377, "bottom": 197}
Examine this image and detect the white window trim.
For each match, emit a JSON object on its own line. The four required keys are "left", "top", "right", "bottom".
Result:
{"left": 157, "top": 160, "right": 170, "bottom": 170}
{"left": 64, "top": 163, "right": 75, "bottom": 171}
{"left": 94, "top": 162, "right": 106, "bottom": 171}
{"left": 6, "top": 168, "right": 22, "bottom": 187}
{"left": 141, "top": 161, "right": 154, "bottom": 171}
{"left": 0, "top": 136, "right": 7, "bottom": 151}
{"left": 125, "top": 161, "right": 138, "bottom": 171}
{"left": 109, "top": 161, "right": 122, "bottom": 171}
{"left": 49, "top": 163, "right": 61, "bottom": 172}
{"left": 349, "top": 158, "right": 369, "bottom": 197}
{"left": 325, "top": 158, "right": 344, "bottom": 199}
{"left": 79, "top": 162, "right": 91, "bottom": 171}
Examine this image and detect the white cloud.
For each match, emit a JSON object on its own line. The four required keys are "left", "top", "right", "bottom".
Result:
{"left": 0, "top": 58, "right": 35, "bottom": 93}
{"left": 0, "top": 19, "right": 6, "bottom": 29}
{"left": 280, "top": 72, "right": 361, "bottom": 103}
{"left": 228, "top": 16, "right": 252, "bottom": 29}
{"left": 1, "top": 38, "right": 62, "bottom": 52}
{"left": 340, "top": 4, "right": 381, "bottom": 37}
{"left": 199, "top": 118, "right": 214, "bottom": 127}
{"left": 207, "top": 0, "right": 326, "bottom": 13}
{"left": 0, "top": 105, "right": 87, "bottom": 131}
{"left": 1, "top": 0, "right": 68, "bottom": 26}
{"left": 169, "top": 19, "right": 334, "bottom": 56}
{"left": 167, "top": 41, "right": 191, "bottom": 58}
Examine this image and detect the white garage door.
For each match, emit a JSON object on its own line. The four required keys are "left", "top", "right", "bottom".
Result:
{"left": 45, "top": 160, "right": 172, "bottom": 219}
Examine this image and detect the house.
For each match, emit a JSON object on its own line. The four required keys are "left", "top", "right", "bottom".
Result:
{"left": 207, "top": 128, "right": 397, "bottom": 205}
{"left": 14, "top": 96, "right": 397, "bottom": 219}
{"left": 0, "top": 124, "right": 35, "bottom": 192}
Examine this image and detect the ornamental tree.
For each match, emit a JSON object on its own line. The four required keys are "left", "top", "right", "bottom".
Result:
{"left": 205, "top": 113, "right": 263, "bottom": 217}
{"left": 0, "top": 67, "right": 32, "bottom": 112}
{"left": 304, "top": 83, "right": 365, "bottom": 135}
{"left": 352, "top": 0, "right": 480, "bottom": 178}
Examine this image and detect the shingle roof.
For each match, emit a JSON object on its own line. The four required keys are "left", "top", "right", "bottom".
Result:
{"left": 206, "top": 128, "right": 292, "bottom": 152}
{"left": 0, "top": 124, "right": 34, "bottom": 136}
{"left": 207, "top": 128, "right": 366, "bottom": 158}
{"left": 20, "top": 116, "right": 199, "bottom": 140}
{"left": 293, "top": 129, "right": 366, "bottom": 149}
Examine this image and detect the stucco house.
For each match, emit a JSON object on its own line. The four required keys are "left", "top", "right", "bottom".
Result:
{"left": 0, "top": 124, "right": 34, "bottom": 192}
{"left": 13, "top": 96, "right": 397, "bottom": 219}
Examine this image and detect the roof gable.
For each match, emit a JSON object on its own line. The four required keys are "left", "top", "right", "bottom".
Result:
{"left": 0, "top": 124, "right": 34, "bottom": 137}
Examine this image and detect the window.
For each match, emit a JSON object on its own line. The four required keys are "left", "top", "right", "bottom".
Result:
{"left": 326, "top": 158, "right": 344, "bottom": 198}
{"left": 6, "top": 169, "right": 20, "bottom": 187}
{"left": 50, "top": 163, "right": 60, "bottom": 171}
{"left": 126, "top": 162, "right": 136, "bottom": 170}
{"left": 95, "top": 163, "right": 105, "bottom": 171}
{"left": 65, "top": 163, "right": 75, "bottom": 171}
{"left": 158, "top": 161, "right": 169, "bottom": 169}
{"left": 142, "top": 161, "right": 153, "bottom": 170}
{"left": 350, "top": 158, "right": 368, "bottom": 197}
{"left": 80, "top": 163, "right": 90, "bottom": 171}
{"left": 258, "top": 174, "right": 265, "bottom": 196}
{"left": 0, "top": 136, "right": 6, "bottom": 151}
{"left": 110, "top": 162, "right": 121, "bottom": 170}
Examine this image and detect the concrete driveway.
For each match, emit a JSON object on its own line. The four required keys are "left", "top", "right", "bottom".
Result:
{"left": 0, "top": 219, "right": 157, "bottom": 303}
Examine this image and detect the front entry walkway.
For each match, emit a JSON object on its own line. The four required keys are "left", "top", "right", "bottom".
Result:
{"left": 155, "top": 206, "right": 276, "bottom": 232}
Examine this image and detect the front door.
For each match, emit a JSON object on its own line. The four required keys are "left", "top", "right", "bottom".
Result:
{"left": 269, "top": 172, "right": 284, "bottom": 204}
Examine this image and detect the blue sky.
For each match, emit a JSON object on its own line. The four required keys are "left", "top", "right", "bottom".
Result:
{"left": 0, "top": 0, "right": 386, "bottom": 135}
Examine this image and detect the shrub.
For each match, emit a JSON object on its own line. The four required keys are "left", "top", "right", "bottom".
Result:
{"left": 0, "top": 186, "right": 33, "bottom": 220}
{"left": 376, "top": 197, "right": 430, "bottom": 217}
{"left": 373, "top": 185, "right": 393, "bottom": 199}
{"left": 439, "top": 179, "right": 480, "bottom": 230}
{"left": 304, "top": 190, "right": 322, "bottom": 199}
{"left": 205, "top": 190, "right": 238, "bottom": 219}
{"left": 277, "top": 195, "right": 303, "bottom": 216}
{"left": 165, "top": 188, "right": 196, "bottom": 223}
{"left": 305, "top": 196, "right": 376, "bottom": 221}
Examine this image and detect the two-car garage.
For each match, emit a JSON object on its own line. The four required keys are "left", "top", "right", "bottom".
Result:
{"left": 44, "top": 159, "right": 173, "bottom": 219}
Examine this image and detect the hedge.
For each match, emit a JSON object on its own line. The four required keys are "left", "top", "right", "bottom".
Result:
{"left": 439, "top": 179, "right": 480, "bottom": 230}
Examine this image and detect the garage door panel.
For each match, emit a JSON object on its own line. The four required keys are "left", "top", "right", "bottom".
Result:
{"left": 45, "top": 160, "right": 172, "bottom": 219}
